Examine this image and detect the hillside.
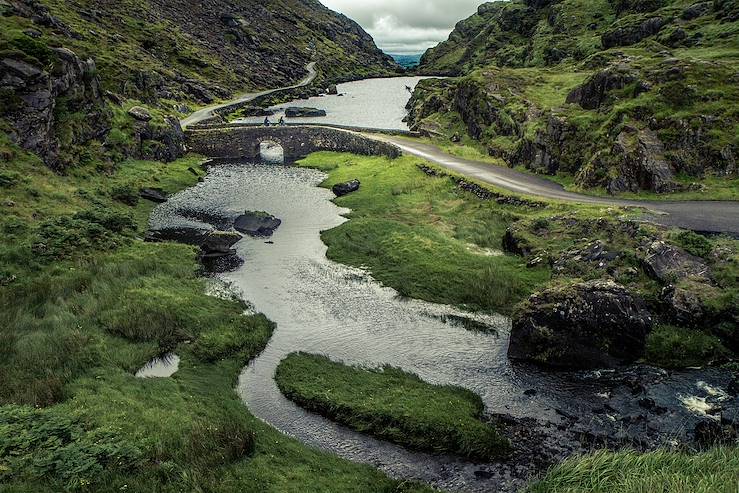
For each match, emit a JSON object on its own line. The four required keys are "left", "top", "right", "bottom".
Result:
{"left": 409, "top": 0, "right": 739, "bottom": 196}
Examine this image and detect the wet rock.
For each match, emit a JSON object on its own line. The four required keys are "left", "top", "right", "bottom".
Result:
{"left": 332, "top": 179, "right": 360, "bottom": 197}
{"left": 508, "top": 280, "right": 654, "bottom": 369}
{"left": 285, "top": 107, "right": 327, "bottom": 117}
{"left": 566, "top": 65, "right": 648, "bottom": 110}
{"left": 642, "top": 241, "right": 712, "bottom": 284}
{"left": 604, "top": 127, "right": 677, "bottom": 194}
{"left": 201, "top": 231, "right": 242, "bottom": 256}
{"left": 128, "top": 105, "right": 152, "bottom": 121}
{"left": 146, "top": 227, "right": 208, "bottom": 246}
{"left": 140, "top": 187, "right": 168, "bottom": 203}
{"left": 234, "top": 211, "right": 282, "bottom": 237}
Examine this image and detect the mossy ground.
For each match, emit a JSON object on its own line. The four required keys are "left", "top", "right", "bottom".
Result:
{"left": 275, "top": 353, "right": 511, "bottom": 461}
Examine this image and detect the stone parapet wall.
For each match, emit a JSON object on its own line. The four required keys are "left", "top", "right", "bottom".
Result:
{"left": 186, "top": 125, "right": 402, "bottom": 159}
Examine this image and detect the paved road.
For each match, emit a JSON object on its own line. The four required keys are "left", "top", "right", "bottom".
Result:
{"left": 180, "top": 62, "right": 317, "bottom": 129}
{"left": 371, "top": 134, "right": 739, "bottom": 236}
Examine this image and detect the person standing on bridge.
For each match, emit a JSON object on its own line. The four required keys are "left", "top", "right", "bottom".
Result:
{"left": 264, "top": 116, "right": 271, "bottom": 126}
{"left": 278, "top": 116, "right": 285, "bottom": 126}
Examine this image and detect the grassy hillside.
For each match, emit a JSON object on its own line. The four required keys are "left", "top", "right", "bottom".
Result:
{"left": 410, "top": 0, "right": 739, "bottom": 196}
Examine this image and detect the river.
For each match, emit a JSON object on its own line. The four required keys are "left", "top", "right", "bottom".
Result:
{"left": 233, "top": 76, "right": 430, "bottom": 130}
{"left": 148, "top": 158, "right": 738, "bottom": 492}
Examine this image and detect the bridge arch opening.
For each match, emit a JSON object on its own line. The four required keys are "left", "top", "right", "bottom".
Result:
{"left": 259, "top": 140, "right": 284, "bottom": 164}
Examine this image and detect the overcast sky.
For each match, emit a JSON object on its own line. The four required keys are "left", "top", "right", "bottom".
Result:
{"left": 320, "top": 0, "right": 483, "bottom": 54}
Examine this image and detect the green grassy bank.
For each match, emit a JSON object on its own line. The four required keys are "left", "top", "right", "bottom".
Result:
{"left": 0, "top": 138, "right": 431, "bottom": 492}
{"left": 528, "top": 448, "right": 739, "bottom": 493}
{"left": 275, "top": 353, "right": 510, "bottom": 461}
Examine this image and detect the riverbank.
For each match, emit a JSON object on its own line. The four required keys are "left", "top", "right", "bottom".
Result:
{"left": 0, "top": 138, "right": 432, "bottom": 491}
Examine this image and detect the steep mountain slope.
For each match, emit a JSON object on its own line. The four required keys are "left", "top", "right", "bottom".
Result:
{"left": 409, "top": 0, "right": 738, "bottom": 196}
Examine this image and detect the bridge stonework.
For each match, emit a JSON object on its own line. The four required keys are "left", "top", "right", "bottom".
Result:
{"left": 185, "top": 125, "right": 401, "bottom": 160}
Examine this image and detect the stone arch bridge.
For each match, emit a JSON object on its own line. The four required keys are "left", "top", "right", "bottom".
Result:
{"left": 185, "top": 124, "right": 402, "bottom": 160}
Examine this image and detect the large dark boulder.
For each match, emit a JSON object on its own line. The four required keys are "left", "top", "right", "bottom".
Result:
{"left": 234, "top": 211, "right": 281, "bottom": 237}
{"left": 332, "top": 179, "right": 360, "bottom": 197}
{"left": 140, "top": 187, "right": 168, "bottom": 203}
{"left": 285, "top": 107, "right": 327, "bottom": 118}
{"left": 201, "top": 231, "right": 242, "bottom": 256}
{"left": 508, "top": 280, "right": 654, "bottom": 369}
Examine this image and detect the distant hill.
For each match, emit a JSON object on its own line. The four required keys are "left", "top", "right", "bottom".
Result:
{"left": 389, "top": 53, "right": 423, "bottom": 69}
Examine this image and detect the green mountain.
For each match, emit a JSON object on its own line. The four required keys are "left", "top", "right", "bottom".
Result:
{"left": 410, "top": 0, "right": 739, "bottom": 196}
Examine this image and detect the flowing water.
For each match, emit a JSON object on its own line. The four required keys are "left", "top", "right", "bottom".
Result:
{"left": 149, "top": 161, "right": 739, "bottom": 492}
{"left": 233, "top": 76, "right": 431, "bottom": 130}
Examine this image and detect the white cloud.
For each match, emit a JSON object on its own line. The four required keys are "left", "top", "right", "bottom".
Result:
{"left": 320, "top": 0, "right": 483, "bottom": 54}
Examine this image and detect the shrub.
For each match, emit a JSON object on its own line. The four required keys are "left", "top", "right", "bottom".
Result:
{"left": 672, "top": 230, "right": 713, "bottom": 258}
{"left": 111, "top": 183, "right": 140, "bottom": 206}
{"left": 645, "top": 325, "right": 730, "bottom": 368}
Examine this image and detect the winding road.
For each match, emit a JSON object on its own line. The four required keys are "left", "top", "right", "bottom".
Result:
{"left": 180, "top": 62, "right": 317, "bottom": 129}
{"left": 181, "top": 67, "right": 739, "bottom": 236}
{"left": 370, "top": 134, "right": 739, "bottom": 235}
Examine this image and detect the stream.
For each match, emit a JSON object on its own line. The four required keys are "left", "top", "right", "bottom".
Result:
{"left": 149, "top": 160, "right": 739, "bottom": 492}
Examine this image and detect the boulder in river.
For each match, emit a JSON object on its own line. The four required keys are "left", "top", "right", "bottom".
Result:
{"left": 285, "top": 107, "right": 327, "bottom": 118}
{"left": 332, "top": 179, "right": 361, "bottom": 197}
{"left": 201, "top": 231, "right": 242, "bottom": 256}
{"left": 327, "top": 84, "right": 338, "bottom": 95}
{"left": 508, "top": 280, "right": 654, "bottom": 369}
{"left": 140, "top": 187, "right": 168, "bottom": 203}
{"left": 234, "top": 211, "right": 282, "bottom": 237}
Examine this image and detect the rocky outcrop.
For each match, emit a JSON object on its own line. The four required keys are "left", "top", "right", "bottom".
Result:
{"left": 601, "top": 15, "right": 667, "bottom": 48}
{"left": 234, "top": 211, "right": 282, "bottom": 237}
{"left": 514, "top": 115, "right": 582, "bottom": 175}
{"left": 589, "top": 127, "right": 677, "bottom": 194}
{"left": 140, "top": 188, "right": 168, "bottom": 203}
{"left": 566, "top": 65, "right": 649, "bottom": 110}
{"left": 0, "top": 47, "right": 110, "bottom": 168}
{"left": 332, "top": 180, "right": 360, "bottom": 197}
{"left": 454, "top": 78, "right": 519, "bottom": 140}
{"left": 201, "top": 231, "right": 242, "bottom": 257}
{"left": 508, "top": 281, "right": 654, "bottom": 369}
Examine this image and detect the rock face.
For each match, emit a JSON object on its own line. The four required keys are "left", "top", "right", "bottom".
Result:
{"left": 0, "top": 47, "right": 110, "bottom": 168}
{"left": 508, "top": 281, "right": 654, "bottom": 369}
{"left": 332, "top": 180, "right": 360, "bottom": 197}
{"left": 601, "top": 16, "right": 666, "bottom": 48}
{"left": 566, "top": 65, "right": 648, "bottom": 110}
{"left": 603, "top": 127, "right": 677, "bottom": 194}
{"left": 234, "top": 211, "right": 282, "bottom": 237}
{"left": 285, "top": 107, "right": 327, "bottom": 118}
{"left": 128, "top": 106, "right": 152, "bottom": 121}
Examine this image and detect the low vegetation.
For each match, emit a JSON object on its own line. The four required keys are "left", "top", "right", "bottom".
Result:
{"left": 528, "top": 447, "right": 739, "bottom": 493}
{"left": 275, "top": 352, "right": 511, "bottom": 461}
{"left": 298, "top": 152, "right": 551, "bottom": 313}
{"left": 0, "top": 134, "right": 431, "bottom": 491}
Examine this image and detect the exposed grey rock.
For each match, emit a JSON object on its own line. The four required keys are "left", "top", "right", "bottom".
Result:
{"left": 566, "top": 65, "right": 648, "bottom": 110}
{"left": 332, "top": 179, "right": 360, "bottom": 197}
{"left": 234, "top": 211, "right": 282, "bottom": 237}
{"left": 327, "top": 84, "right": 338, "bottom": 95}
{"left": 642, "top": 240, "right": 712, "bottom": 283}
{"left": 602, "top": 16, "right": 666, "bottom": 49}
{"left": 128, "top": 106, "right": 152, "bottom": 121}
{"left": 681, "top": 2, "right": 712, "bottom": 20}
{"left": 508, "top": 280, "right": 654, "bottom": 369}
{"left": 605, "top": 127, "right": 677, "bottom": 194}
{"left": 285, "top": 107, "right": 327, "bottom": 117}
